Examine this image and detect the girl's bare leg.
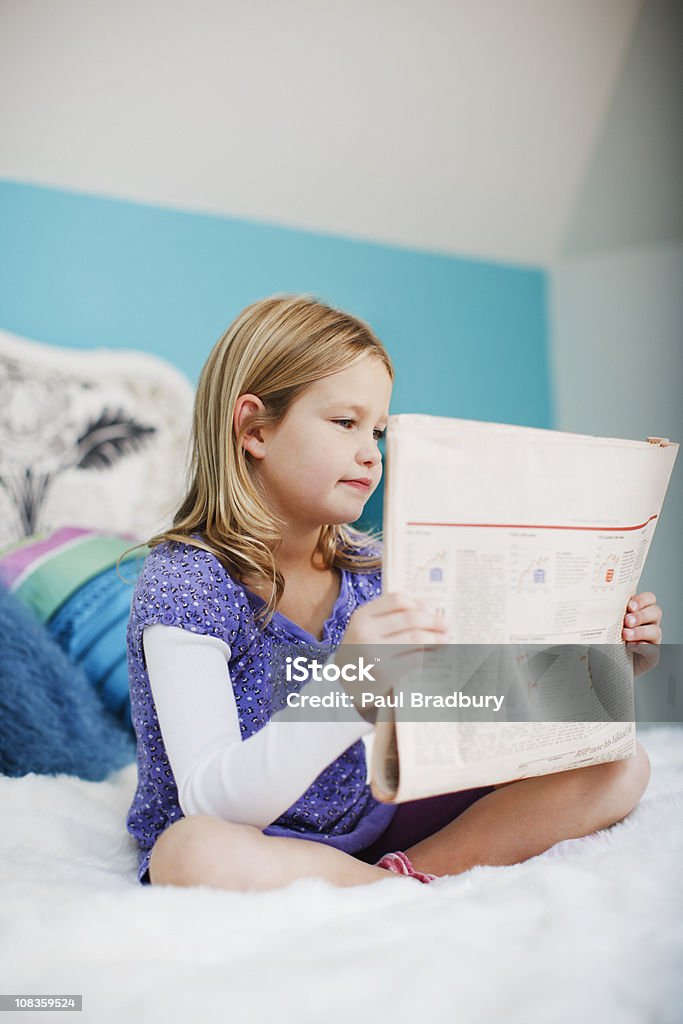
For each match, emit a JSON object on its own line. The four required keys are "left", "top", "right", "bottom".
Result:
{"left": 405, "top": 741, "right": 651, "bottom": 877}
{"left": 149, "top": 814, "right": 396, "bottom": 891}
{"left": 150, "top": 743, "right": 651, "bottom": 890}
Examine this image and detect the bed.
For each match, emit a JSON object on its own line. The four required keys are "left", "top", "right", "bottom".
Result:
{"left": 1, "top": 330, "right": 681, "bottom": 1023}
{"left": 1, "top": 725, "right": 681, "bottom": 1023}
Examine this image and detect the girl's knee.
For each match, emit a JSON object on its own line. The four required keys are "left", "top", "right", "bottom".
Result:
{"left": 149, "top": 814, "right": 261, "bottom": 888}
{"left": 614, "top": 740, "right": 650, "bottom": 798}
{"left": 591, "top": 740, "right": 651, "bottom": 822}
{"left": 629, "top": 741, "right": 651, "bottom": 800}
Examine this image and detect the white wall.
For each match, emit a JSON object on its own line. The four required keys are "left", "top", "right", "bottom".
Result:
{"left": 0, "top": 0, "right": 639, "bottom": 265}
{"left": 550, "top": 0, "right": 682, "bottom": 647}
{"left": 550, "top": 241, "right": 683, "bottom": 641}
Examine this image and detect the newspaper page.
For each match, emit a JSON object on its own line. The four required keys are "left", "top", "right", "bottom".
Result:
{"left": 371, "top": 417, "right": 679, "bottom": 802}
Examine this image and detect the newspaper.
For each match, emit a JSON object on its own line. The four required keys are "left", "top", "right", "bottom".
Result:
{"left": 370, "top": 416, "right": 679, "bottom": 803}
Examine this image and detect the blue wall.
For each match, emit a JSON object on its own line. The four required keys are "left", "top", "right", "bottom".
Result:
{"left": 0, "top": 179, "right": 552, "bottom": 532}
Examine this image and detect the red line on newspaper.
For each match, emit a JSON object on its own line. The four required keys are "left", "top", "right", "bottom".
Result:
{"left": 405, "top": 515, "right": 658, "bottom": 532}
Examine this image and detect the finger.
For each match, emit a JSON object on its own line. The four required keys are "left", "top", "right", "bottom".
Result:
{"left": 379, "top": 604, "right": 448, "bottom": 633}
{"left": 626, "top": 642, "right": 661, "bottom": 677}
{"left": 383, "top": 592, "right": 447, "bottom": 619}
{"left": 382, "top": 626, "right": 450, "bottom": 643}
{"left": 623, "top": 604, "right": 663, "bottom": 629}
{"left": 390, "top": 646, "right": 444, "bottom": 667}
{"left": 381, "top": 591, "right": 422, "bottom": 612}
{"left": 627, "top": 592, "right": 657, "bottom": 613}
{"left": 622, "top": 623, "right": 662, "bottom": 644}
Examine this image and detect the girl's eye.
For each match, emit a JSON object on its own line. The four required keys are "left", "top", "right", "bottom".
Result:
{"left": 334, "top": 419, "right": 385, "bottom": 442}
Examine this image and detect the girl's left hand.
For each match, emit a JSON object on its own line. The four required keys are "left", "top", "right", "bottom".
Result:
{"left": 623, "top": 592, "right": 663, "bottom": 678}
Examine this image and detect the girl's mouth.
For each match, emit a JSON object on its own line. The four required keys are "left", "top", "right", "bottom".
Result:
{"left": 341, "top": 480, "right": 371, "bottom": 491}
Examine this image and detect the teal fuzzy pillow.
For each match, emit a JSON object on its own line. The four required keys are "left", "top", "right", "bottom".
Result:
{"left": 0, "top": 582, "right": 136, "bottom": 779}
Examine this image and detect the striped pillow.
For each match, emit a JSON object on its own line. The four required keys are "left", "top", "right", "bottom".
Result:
{"left": 0, "top": 527, "right": 149, "bottom": 728}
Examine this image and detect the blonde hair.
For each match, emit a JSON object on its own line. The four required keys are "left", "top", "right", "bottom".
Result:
{"left": 119, "top": 294, "right": 394, "bottom": 630}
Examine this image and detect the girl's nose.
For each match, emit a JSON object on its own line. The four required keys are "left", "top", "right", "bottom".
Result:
{"left": 359, "top": 442, "right": 382, "bottom": 467}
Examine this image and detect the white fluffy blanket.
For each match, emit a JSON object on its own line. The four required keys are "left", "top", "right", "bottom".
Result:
{"left": 2, "top": 726, "right": 682, "bottom": 1024}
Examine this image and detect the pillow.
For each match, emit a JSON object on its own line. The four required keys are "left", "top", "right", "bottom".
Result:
{"left": 0, "top": 583, "right": 136, "bottom": 780}
{"left": 0, "top": 527, "right": 149, "bottom": 729}
{"left": 0, "top": 326, "right": 194, "bottom": 548}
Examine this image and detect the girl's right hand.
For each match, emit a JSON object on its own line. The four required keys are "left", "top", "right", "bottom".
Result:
{"left": 335, "top": 592, "right": 450, "bottom": 721}
{"left": 341, "top": 591, "right": 449, "bottom": 647}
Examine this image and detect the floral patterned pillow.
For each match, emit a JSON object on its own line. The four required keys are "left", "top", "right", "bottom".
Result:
{"left": 0, "top": 327, "right": 194, "bottom": 547}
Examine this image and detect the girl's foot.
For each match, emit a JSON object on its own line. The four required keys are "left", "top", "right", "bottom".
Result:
{"left": 375, "top": 850, "right": 438, "bottom": 883}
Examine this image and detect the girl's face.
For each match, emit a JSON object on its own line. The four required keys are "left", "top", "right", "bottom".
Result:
{"left": 243, "top": 355, "right": 392, "bottom": 531}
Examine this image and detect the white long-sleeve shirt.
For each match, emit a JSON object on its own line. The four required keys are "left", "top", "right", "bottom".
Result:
{"left": 143, "top": 624, "right": 375, "bottom": 829}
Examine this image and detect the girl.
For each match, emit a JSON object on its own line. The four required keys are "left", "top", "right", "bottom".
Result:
{"left": 125, "top": 294, "right": 660, "bottom": 890}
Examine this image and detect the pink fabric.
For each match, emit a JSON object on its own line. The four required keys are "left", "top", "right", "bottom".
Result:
{"left": 0, "top": 527, "right": 90, "bottom": 588}
{"left": 375, "top": 850, "right": 438, "bottom": 883}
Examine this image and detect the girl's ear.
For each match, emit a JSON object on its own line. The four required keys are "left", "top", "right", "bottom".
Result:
{"left": 233, "top": 393, "right": 268, "bottom": 459}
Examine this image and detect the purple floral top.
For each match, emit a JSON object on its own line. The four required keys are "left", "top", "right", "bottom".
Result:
{"left": 125, "top": 536, "right": 398, "bottom": 884}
